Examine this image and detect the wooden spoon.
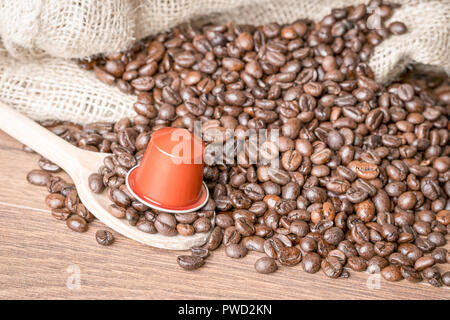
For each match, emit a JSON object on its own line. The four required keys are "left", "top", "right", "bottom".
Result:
{"left": 0, "top": 102, "right": 212, "bottom": 250}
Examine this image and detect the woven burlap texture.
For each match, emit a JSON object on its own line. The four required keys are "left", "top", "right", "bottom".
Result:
{"left": 0, "top": 0, "right": 448, "bottom": 123}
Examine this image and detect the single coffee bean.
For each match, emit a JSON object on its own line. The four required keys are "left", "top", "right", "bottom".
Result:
{"left": 27, "top": 170, "right": 51, "bottom": 186}
{"left": 136, "top": 219, "right": 157, "bottom": 233}
{"left": 88, "top": 173, "right": 104, "bottom": 193}
{"left": 177, "top": 223, "right": 195, "bottom": 236}
{"left": 38, "top": 158, "right": 61, "bottom": 173}
{"left": 427, "top": 232, "right": 446, "bottom": 246}
{"left": 66, "top": 216, "right": 88, "bottom": 232}
{"left": 323, "top": 227, "right": 344, "bottom": 245}
{"left": 422, "top": 266, "right": 442, "bottom": 287}
{"left": 442, "top": 272, "right": 450, "bottom": 286}
{"left": 431, "top": 248, "right": 447, "bottom": 264}
{"left": 241, "top": 236, "right": 265, "bottom": 252}
{"left": 223, "top": 226, "right": 242, "bottom": 246}
{"left": 95, "top": 230, "right": 114, "bottom": 246}
{"left": 174, "top": 212, "right": 198, "bottom": 224}
{"left": 278, "top": 246, "right": 302, "bottom": 266}
{"left": 154, "top": 213, "right": 177, "bottom": 236}
{"left": 301, "top": 252, "right": 322, "bottom": 273}
{"left": 348, "top": 161, "right": 379, "bottom": 180}
{"left": 193, "top": 217, "right": 212, "bottom": 233}
{"left": 235, "top": 217, "right": 255, "bottom": 236}
{"left": 45, "top": 193, "right": 65, "bottom": 209}
{"left": 191, "top": 247, "right": 209, "bottom": 259}
{"left": 321, "top": 256, "right": 343, "bottom": 278}
{"left": 414, "top": 256, "right": 435, "bottom": 271}
{"left": 254, "top": 257, "right": 278, "bottom": 274}
{"left": 51, "top": 208, "right": 71, "bottom": 221}
{"left": 204, "top": 226, "right": 222, "bottom": 250}
{"left": 400, "top": 266, "right": 422, "bottom": 283}
{"left": 367, "top": 256, "right": 389, "bottom": 274}
{"left": 225, "top": 243, "right": 248, "bottom": 258}
{"left": 347, "top": 256, "right": 368, "bottom": 272}
{"left": 108, "top": 204, "right": 126, "bottom": 218}
{"left": 75, "top": 203, "right": 95, "bottom": 222}
{"left": 389, "top": 21, "right": 407, "bottom": 35}
{"left": 381, "top": 265, "right": 403, "bottom": 281}
{"left": 177, "top": 255, "right": 204, "bottom": 270}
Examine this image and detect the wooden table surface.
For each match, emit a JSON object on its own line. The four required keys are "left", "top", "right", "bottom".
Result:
{"left": 0, "top": 130, "right": 448, "bottom": 300}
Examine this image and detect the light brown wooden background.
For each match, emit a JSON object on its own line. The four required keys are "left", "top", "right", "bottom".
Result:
{"left": 0, "top": 130, "right": 448, "bottom": 300}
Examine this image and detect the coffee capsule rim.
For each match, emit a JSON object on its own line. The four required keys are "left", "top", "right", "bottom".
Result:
{"left": 125, "top": 165, "right": 209, "bottom": 214}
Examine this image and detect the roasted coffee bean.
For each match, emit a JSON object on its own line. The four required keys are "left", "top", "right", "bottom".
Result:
{"left": 177, "top": 255, "right": 204, "bottom": 270}
{"left": 321, "top": 256, "right": 343, "bottom": 278}
{"left": 388, "top": 252, "right": 412, "bottom": 267}
{"left": 111, "top": 188, "right": 131, "bottom": 208}
{"left": 337, "top": 240, "right": 358, "bottom": 258}
{"left": 108, "top": 204, "right": 126, "bottom": 218}
{"left": 64, "top": 190, "right": 79, "bottom": 213}
{"left": 381, "top": 265, "right": 403, "bottom": 281}
{"left": 374, "top": 241, "right": 395, "bottom": 257}
{"left": 346, "top": 187, "right": 368, "bottom": 203}
{"left": 51, "top": 208, "right": 71, "bottom": 221}
{"left": 95, "top": 230, "right": 114, "bottom": 246}
{"left": 389, "top": 21, "right": 407, "bottom": 35}
{"left": 88, "top": 173, "right": 104, "bottom": 193}
{"left": 193, "top": 217, "right": 212, "bottom": 233}
{"left": 255, "top": 257, "right": 278, "bottom": 274}
{"left": 400, "top": 265, "right": 423, "bottom": 283}
{"left": 442, "top": 272, "right": 450, "bottom": 286}
{"left": 299, "top": 237, "right": 317, "bottom": 252}
{"left": 177, "top": 223, "right": 195, "bottom": 236}
{"left": 154, "top": 213, "right": 177, "bottom": 236}
{"left": 278, "top": 246, "right": 302, "bottom": 266}
{"left": 367, "top": 256, "right": 389, "bottom": 274}
{"left": 431, "top": 248, "right": 447, "bottom": 264}
{"left": 45, "top": 193, "right": 65, "bottom": 209}
{"left": 223, "top": 226, "right": 241, "bottom": 246}
{"left": 348, "top": 161, "right": 379, "bottom": 180}
{"left": 66, "top": 216, "right": 88, "bottom": 232}
{"left": 427, "top": 232, "right": 446, "bottom": 247}
{"left": 323, "top": 227, "right": 344, "bottom": 245}
{"left": 301, "top": 252, "right": 322, "bottom": 273}
{"left": 241, "top": 236, "right": 265, "bottom": 252}
{"left": 225, "top": 243, "right": 248, "bottom": 258}
{"left": 205, "top": 226, "right": 223, "bottom": 250}
{"left": 215, "top": 213, "right": 234, "bottom": 228}
{"left": 191, "top": 247, "right": 209, "bottom": 259}
{"left": 414, "top": 256, "right": 435, "bottom": 271}
{"left": 264, "top": 237, "right": 284, "bottom": 259}
{"left": 27, "top": 170, "right": 51, "bottom": 186}
{"left": 422, "top": 266, "right": 442, "bottom": 287}
{"left": 174, "top": 212, "right": 198, "bottom": 224}
{"left": 136, "top": 219, "right": 157, "bottom": 233}
{"left": 38, "top": 158, "right": 61, "bottom": 173}
{"left": 347, "top": 256, "right": 367, "bottom": 272}
{"left": 76, "top": 203, "right": 94, "bottom": 222}
{"left": 415, "top": 237, "right": 436, "bottom": 253}
{"left": 235, "top": 217, "right": 255, "bottom": 236}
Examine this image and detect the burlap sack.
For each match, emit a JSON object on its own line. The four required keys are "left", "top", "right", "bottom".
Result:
{"left": 0, "top": 0, "right": 448, "bottom": 123}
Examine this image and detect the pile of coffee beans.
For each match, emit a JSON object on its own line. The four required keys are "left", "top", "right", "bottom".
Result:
{"left": 27, "top": 167, "right": 93, "bottom": 233}
{"left": 25, "top": 0, "right": 449, "bottom": 286}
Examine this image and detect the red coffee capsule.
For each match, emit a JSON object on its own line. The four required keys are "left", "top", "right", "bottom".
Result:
{"left": 126, "top": 127, "right": 208, "bottom": 213}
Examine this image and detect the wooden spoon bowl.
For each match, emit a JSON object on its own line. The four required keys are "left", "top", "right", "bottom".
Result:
{"left": 0, "top": 102, "right": 213, "bottom": 250}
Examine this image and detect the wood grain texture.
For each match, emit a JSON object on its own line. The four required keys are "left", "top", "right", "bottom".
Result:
{"left": 0, "top": 130, "right": 448, "bottom": 300}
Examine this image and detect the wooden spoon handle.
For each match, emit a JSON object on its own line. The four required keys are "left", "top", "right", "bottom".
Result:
{"left": 0, "top": 101, "right": 80, "bottom": 170}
